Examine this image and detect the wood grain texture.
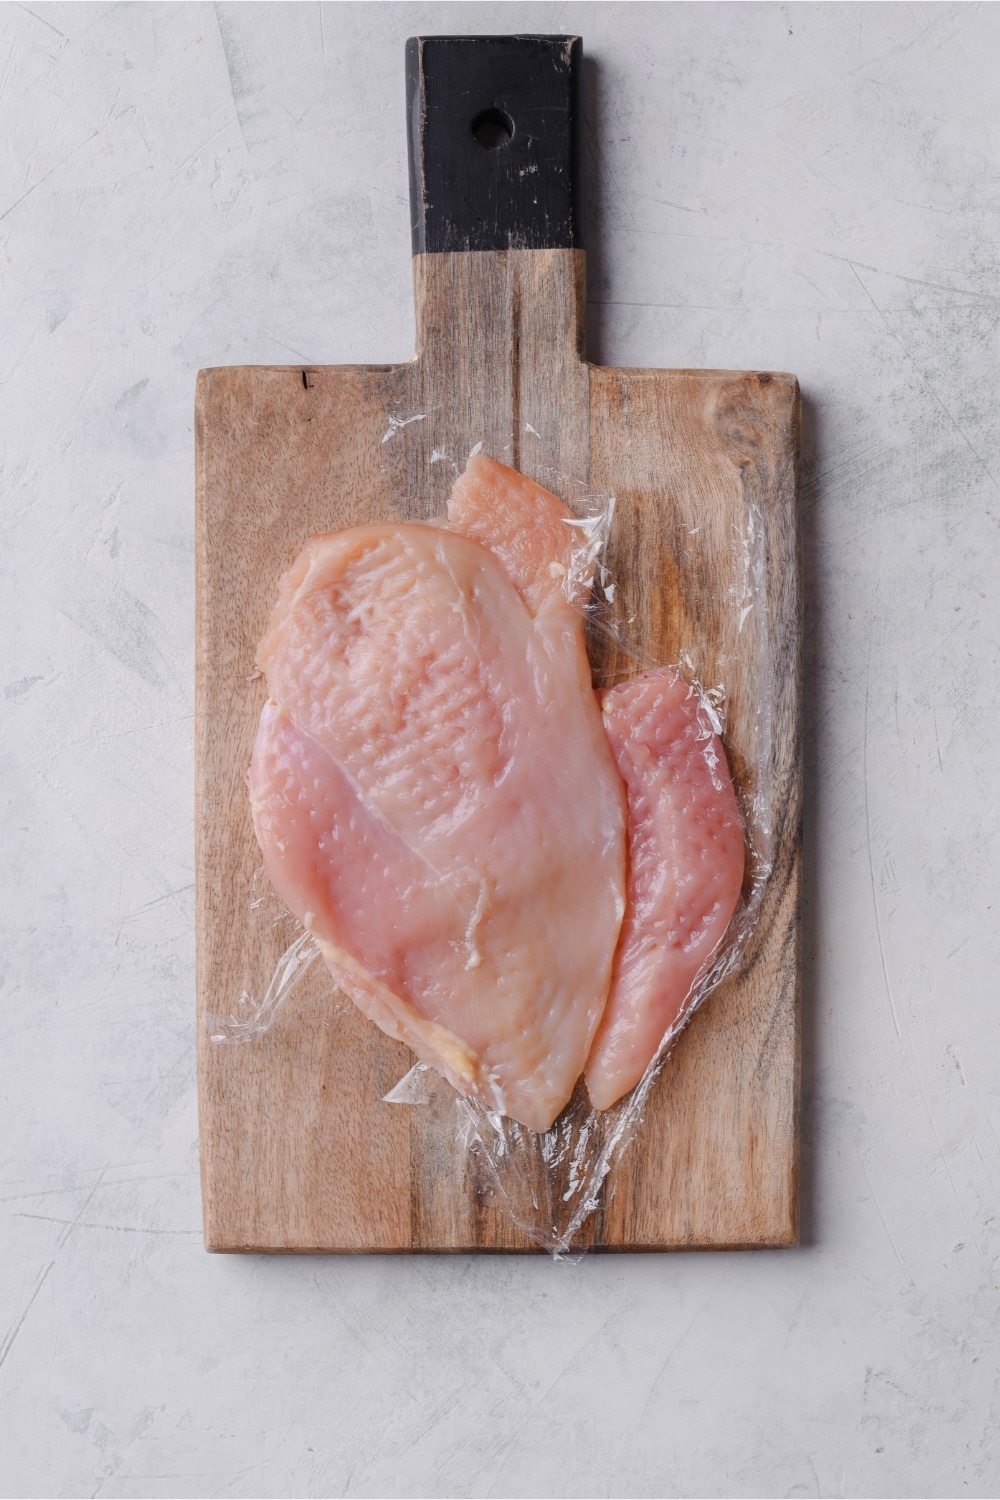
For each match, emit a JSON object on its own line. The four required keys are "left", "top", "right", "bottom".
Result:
{"left": 195, "top": 248, "right": 800, "bottom": 1252}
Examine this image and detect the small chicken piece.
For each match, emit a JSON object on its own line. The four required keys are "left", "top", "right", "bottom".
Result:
{"left": 248, "top": 506, "right": 626, "bottom": 1133}
{"left": 584, "top": 669, "right": 746, "bottom": 1110}
{"left": 448, "top": 453, "right": 586, "bottom": 614}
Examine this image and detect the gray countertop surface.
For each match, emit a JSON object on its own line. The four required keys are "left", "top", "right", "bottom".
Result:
{"left": 3, "top": 3, "right": 999, "bottom": 1496}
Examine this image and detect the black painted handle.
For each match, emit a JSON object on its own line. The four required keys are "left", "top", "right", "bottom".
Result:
{"left": 406, "top": 35, "right": 584, "bottom": 255}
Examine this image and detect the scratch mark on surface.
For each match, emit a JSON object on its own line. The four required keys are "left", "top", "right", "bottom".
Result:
{"left": 264, "top": 333, "right": 313, "bottom": 363}
{"left": 209, "top": 1461, "right": 275, "bottom": 1497}
{"left": 918, "top": 1077, "right": 988, "bottom": 1263}
{"left": 0, "top": 1166, "right": 109, "bottom": 1373}
{"left": 855, "top": 1141, "right": 914, "bottom": 1286}
{"left": 139, "top": 1045, "right": 193, "bottom": 1109}
{"left": 14, "top": 1214, "right": 199, "bottom": 1236}
{"left": 932, "top": 706, "right": 944, "bottom": 773}
{"left": 16, "top": 3, "right": 66, "bottom": 37}
{"left": 0, "top": 1170, "right": 195, "bottom": 1205}
{"left": 630, "top": 191, "right": 698, "bottom": 216}
{"left": 848, "top": 261, "right": 1000, "bottom": 490}
{"left": 482, "top": 1306, "right": 628, "bottom": 1496}
{"left": 0, "top": 119, "right": 100, "bottom": 225}
{"left": 824, "top": 251, "right": 998, "bottom": 302}
{"left": 973, "top": 1140, "right": 1000, "bottom": 1213}
{"left": 589, "top": 298, "right": 725, "bottom": 313}
{"left": 174, "top": 120, "right": 238, "bottom": 173}
{"left": 0, "top": 158, "right": 65, "bottom": 225}
{"left": 214, "top": 2, "right": 250, "bottom": 156}
{"left": 116, "top": 884, "right": 195, "bottom": 925}
{"left": 638, "top": 1294, "right": 715, "bottom": 1426}
{"left": 0, "top": 44, "right": 16, "bottom": 112}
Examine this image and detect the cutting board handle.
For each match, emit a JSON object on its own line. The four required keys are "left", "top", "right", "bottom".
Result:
{"left": 406, "top": 35, "right": 585, "bottom": 254}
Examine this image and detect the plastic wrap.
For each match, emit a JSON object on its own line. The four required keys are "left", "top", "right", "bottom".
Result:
{"left": 212, "top": 444, "right": 773, "bottom": 1256}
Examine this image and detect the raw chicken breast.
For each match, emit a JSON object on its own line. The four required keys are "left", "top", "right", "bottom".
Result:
{"left": 584, "top": 669, "right": 746, "bottom": 1110}
{"left": 248, "top": 514, "right": 626, "bottom": 1133}
{"left": 448, "top": 453, "right": 586, "bottom": 614}
{"left": 448, "top": 458, "right": 747, "bottom": 1113}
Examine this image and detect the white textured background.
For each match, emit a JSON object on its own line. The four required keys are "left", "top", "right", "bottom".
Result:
{"left": 2, "top": 3, "right": 999, "bottom": 1496}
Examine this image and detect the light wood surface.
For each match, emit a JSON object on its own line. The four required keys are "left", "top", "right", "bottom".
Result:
{"left": 195, "top": 248, "right": 800, "bottom": 1252}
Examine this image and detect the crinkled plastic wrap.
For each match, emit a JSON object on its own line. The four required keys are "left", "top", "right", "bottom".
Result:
{"left": 211, "top": 442, "right": 773, "bottom": 1256}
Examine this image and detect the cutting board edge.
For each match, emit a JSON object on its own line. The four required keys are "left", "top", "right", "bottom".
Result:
{"left": 195, "top": 362, "right": 798, "bottom": 382}
{"left": 203, "top": 1232, "right": 800, "bottom": 1254}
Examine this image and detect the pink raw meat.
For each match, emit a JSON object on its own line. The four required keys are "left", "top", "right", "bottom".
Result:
{"left": 248, "top": 509, "right": 626, "bottom": 1133}
{"left": 249, "top": 453, "right": 748, "bottom": 1131}
{"left": 584, "top": 669, "right": 746, "bottom": 1110}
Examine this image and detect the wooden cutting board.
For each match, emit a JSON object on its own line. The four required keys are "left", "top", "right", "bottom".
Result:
{"left": 195, "top": 36, "right": 800, "bottom": 1253}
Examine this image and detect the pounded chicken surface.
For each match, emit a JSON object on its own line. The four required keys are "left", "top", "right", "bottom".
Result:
{"left": 248, "top": 454, "right": 747, "bottom": 1130}
{"left": 248, "top": 503, "right": 626, "bottom": 1133}
{"left": 585, "top": 669, "right": 745, "bottom": 1109}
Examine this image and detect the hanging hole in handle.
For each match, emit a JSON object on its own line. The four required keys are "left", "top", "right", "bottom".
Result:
{"left": 471, "top": 108, "right": 513, "bottom": 150}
